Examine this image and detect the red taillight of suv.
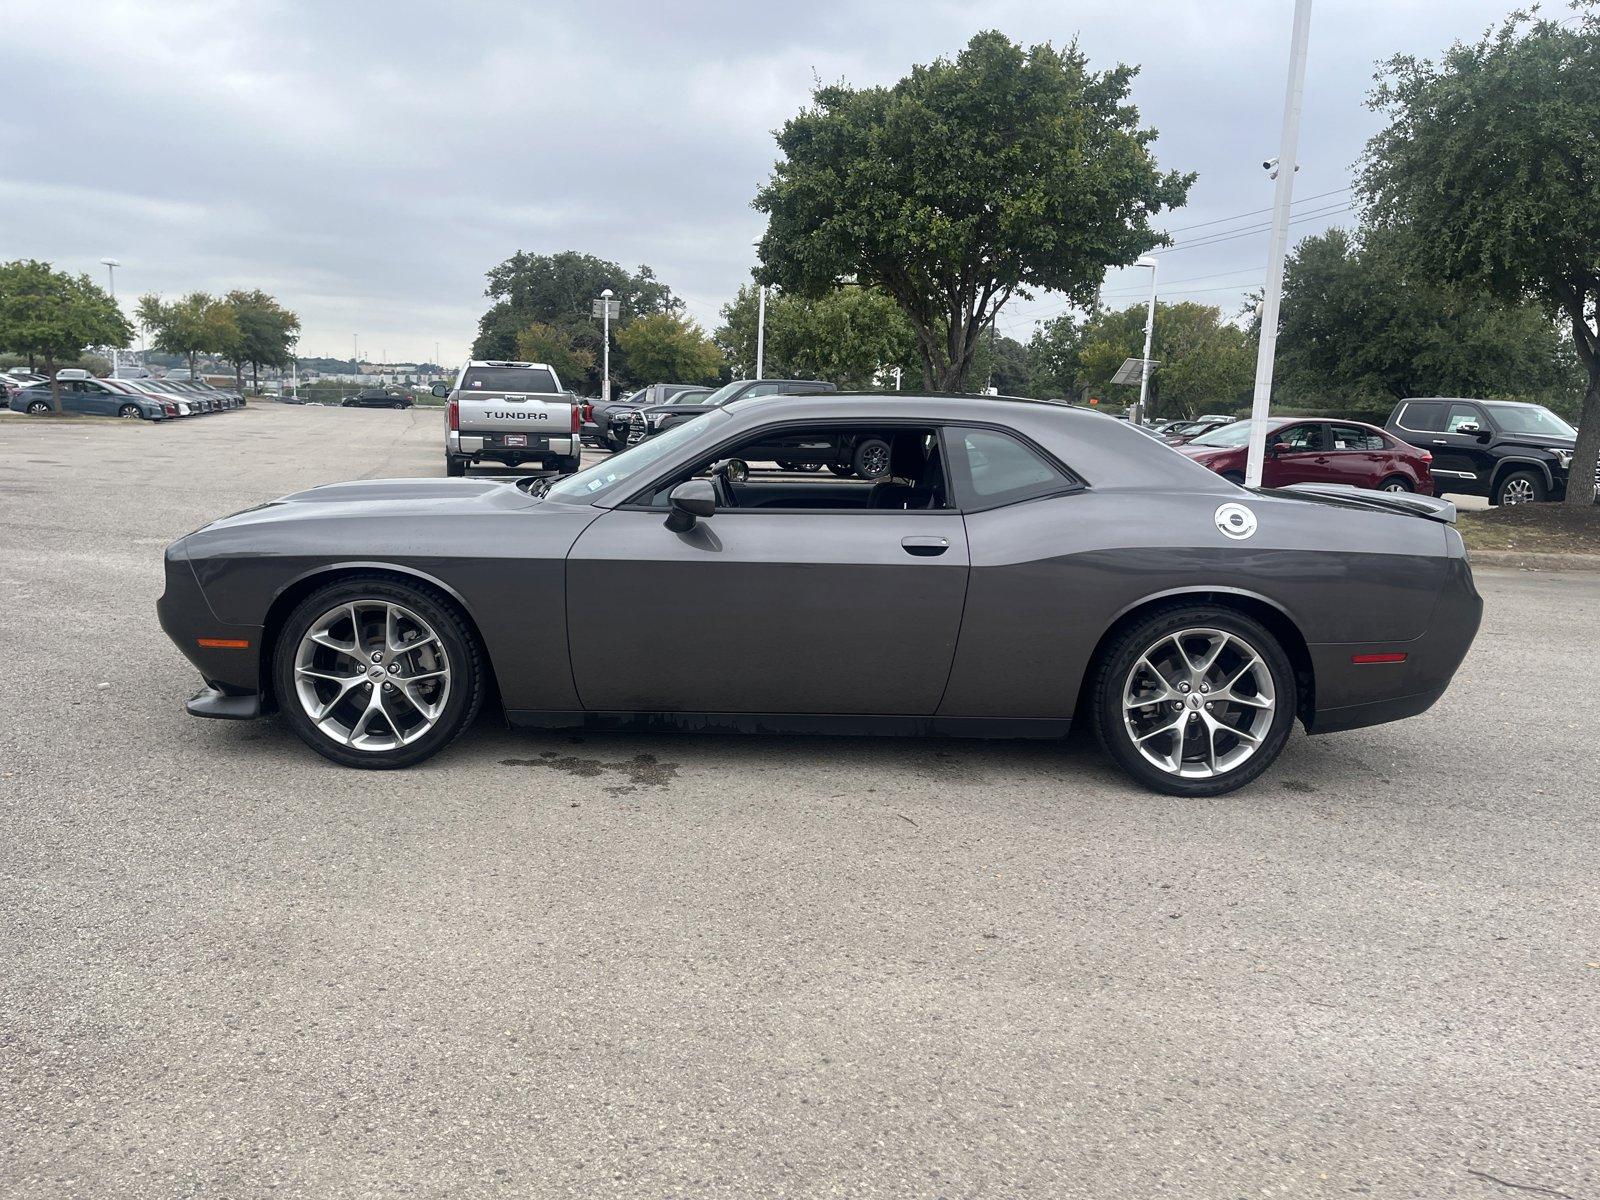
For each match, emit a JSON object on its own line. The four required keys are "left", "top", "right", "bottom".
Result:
{"left": 571, "top": 403, "right": 581, "bottom": 433}
{"left": 447, "top": 398, "right": 459, "bottom": 432}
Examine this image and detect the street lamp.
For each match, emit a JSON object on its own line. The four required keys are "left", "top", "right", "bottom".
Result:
{"left": 593, "top": 288, "right": 617, "bottom": 402}
{"left": 100, "top": 259, "right": 121, "bottom": 371}
{"left": 1135, "top": 255, "right": 1158, "bottom": 425}
{"left": 756, "top": 285, "right": 767, "bottom": 380}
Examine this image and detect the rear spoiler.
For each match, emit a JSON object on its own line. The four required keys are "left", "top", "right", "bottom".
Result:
{"left": 1282, "top": 483, "right": 1457, "bottom": 524}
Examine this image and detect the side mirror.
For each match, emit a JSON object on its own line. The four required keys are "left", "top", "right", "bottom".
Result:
{"left": 430, "top": 382, "right": 448, "bottom": 398}
{"left": 665, "top": 479, "right": 716, "bottom": 532}
{"left": 712, "top": 458, "right": 749, "bottom": 483}
{"left": 1270, "top": 442, "right": 1290, "bottom": 457}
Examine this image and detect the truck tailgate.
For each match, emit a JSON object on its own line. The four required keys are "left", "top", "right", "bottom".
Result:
{"left": 458, "top": 392, "right": 572, "bottom": 432}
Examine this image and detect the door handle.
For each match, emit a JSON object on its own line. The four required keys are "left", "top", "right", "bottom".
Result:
{"left": 1432, "top": 439, "right": 1448, "bottom": 444}
{"left": 901, "top": 536, "right": 949, "bottom": 557}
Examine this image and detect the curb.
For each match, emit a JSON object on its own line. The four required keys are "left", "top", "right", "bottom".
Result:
{"left": 1468, "top": 549, "right": 1600, "bottom": 573}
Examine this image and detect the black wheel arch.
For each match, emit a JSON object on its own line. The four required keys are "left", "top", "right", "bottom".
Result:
{"left": 1490, "top": 456, "right": 1555, "bottom": 494}
{"left": 1077, "top": 588, "right": 1316, "bottom": 728}
{"left": 257, "top": 563, "right": 499, "bottom": 714}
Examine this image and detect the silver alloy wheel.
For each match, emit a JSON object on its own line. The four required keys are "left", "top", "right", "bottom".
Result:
{"left": 118, "top": 404, "right": 141, "bottom": 418}
{"left": 293, "top": 599, "right": 451, "bottom": 751}
{"left": 27, "top": 400, "right": 49, "bottom": 414}
{"left": 1500, "top": 477, "right": 1537, "bottom": 505}
{"left": 1383, "top": 480, "right": 1409, "bottom": 492}
{"left": 1122, "top": 627, "right": 1276, "bottom": 779}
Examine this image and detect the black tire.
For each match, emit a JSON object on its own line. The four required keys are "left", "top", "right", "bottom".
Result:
{"left": 1090, "top": 603, "right": 1297, "bottom": 798}
{"left": 446, "top": 457, "right": 466, "bottom": 477}
{"left": 794, "top": 462, "right": 823, "bottom": 472}
{"left": 776, "top": 461, "right": 800, "bottom": 471}
{"left": 853, "top": 437, "right": 891, "bottom": 479}
{"left": 272, "top": 575, "right": 485, "bottom": 770}
{"left": 1493, "top": 468, "right": 1545, "bottom": 507}
{"left": 1221, "top": 471, "right": 1247, "bottom": 487}
{"left": 26, "top": 400, "right": 50, "bottom": 415}
{"left": 1377, "top": 475, "right": 1412, "bottom": 494}
{"left": 556, "top": 453, "right": 582, "bottom": 476}
{"left": 827, "top": 464, "right": 855, "bottom": 478}
{"left": 118, "top": 403, "right": 143, "bottom": 419}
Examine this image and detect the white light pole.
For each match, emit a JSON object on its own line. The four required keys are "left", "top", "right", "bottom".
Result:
{"left": 1135, "top": 255, "right": 1158, "bottom": 425}
{"left": 100, "top": 258, "right": 121, "bottom": 371}
{"left": 755, "top": 285, "right": 767, "bottom": 380}
{"left": 1246, "top": 0, "right": 1314, "bottom": 487}
{"left": 599, "top": 288, "right": 614, "bottom": 402}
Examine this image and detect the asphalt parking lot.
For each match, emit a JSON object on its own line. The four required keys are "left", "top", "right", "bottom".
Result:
{"left": 2, "top": 403, "right": 1596, "bottom": 1199}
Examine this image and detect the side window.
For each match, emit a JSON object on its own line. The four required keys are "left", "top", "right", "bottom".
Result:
{"left": 742, "top": 382, "right": 786, "bottom": 399}
{"left": 1397, "top": 402, "right": 1444, "bottom": 432}
{"left": 944, "top": 428, "right": 1075, "bottom": 510}
{"left": 1444, "top": 403, "right": 1485, "bottom": 433}
{"left": 1278, "top": 424, "right": 1325, "bottom": 451}
{"left": 1329, "top": 424, "right": 1384, "bottom": 451}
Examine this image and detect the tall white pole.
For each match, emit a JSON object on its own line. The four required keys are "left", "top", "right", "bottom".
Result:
{"left": 1245, "top": 0, "right": 1314, "bottom": 487}
{"left": 100, "top": 258, "right": 120, "bottom": 372}
{"left": 1136, "top": 257, "right": 1158, "bottom": 425}
{"left": 755, "top": 286, "right": 767, "bottom": 380}
{"left": 600, "top": 288, "right": 613, "bottom": 403}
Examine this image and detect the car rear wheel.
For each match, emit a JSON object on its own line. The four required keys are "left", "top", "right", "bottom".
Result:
{"left": 446, "top": 457, "right": 466, "bottom": 477}
{"left": 1091, "top": 604, "right": 1296, "bottom": 797}
{"left": 827, "top": 464, "right": 855, "bottom": 478}
{"left": 26, "top": 400, "right": 50, "bottom": 415}
{"left": 853, "top": 438, "right": 891, "bottom": 479}
{"left": 1378, "top": 475, "right": 1412, "bottom": 493}
{"left": 556, "top": 453, "right": 581, "bottom": 475}
{"left": 1493, "top": 469, "right": 1545, "bottom": 506}
{"left": 273, "top": 578, "right": 484, "bottom": 769}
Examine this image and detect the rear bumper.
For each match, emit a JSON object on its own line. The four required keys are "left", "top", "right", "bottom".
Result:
{"left": 448, "top": 432, "right": 575, "bottom": 457}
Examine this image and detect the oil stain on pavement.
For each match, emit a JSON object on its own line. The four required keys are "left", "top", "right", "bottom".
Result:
{"left": 499, "top": 750, "right": 679, "bottom": 796}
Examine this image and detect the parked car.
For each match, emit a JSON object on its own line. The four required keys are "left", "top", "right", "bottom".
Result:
{"left": 587, "top": 384, "right": 709, "bottom": 450}
{"left": 99, "top": 377, "right": 183, "bottom": 418}
{"left": 157, "top": 391, "right": 1481, "bottom": 797}
{"left": 8, "top": 376, "right": 167, "bottom": 419}
{"left": 625, "top": 378, "right": 838, "bottom": 445}
{"left": 343, "top": 388, "right": 414, "bottom": 410}
{"left": 1160, "top": 418, "right": 1232, "bottom": 445}
{"left": 432, "top": 360, "right": 580, "bottom": 477}
{"left": 126, "top": 378, "right": 210, "bottom": 413}
{"left": 1178, "top": 418, "right": 1434, "bottom": 494}
{"left": 615, "top": 386, "right": 720, "bottom": 449}
{"left": 1384, "top": 397, "right": 1592, "bottom": 505}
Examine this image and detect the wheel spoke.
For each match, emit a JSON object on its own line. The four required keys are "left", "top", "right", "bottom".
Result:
{"left": 309, "top": 630, "right": 365, "bottom": 663}
{"left": 1193, "top": 633, "right": 1230, "bottom": 678}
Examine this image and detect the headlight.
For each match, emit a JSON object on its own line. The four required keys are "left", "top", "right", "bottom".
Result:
{"left": 650, "top": 412, "right": 668, "bottom": 427}
{"left": 1550, "top": 449, "right": 1573, "bottom": 470}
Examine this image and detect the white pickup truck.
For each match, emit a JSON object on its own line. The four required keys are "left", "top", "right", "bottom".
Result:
{"left": 433, "top": 360, "right": 582, "bottom": 478}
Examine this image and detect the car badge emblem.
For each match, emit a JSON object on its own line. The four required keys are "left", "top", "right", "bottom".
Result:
{"left": 1214, "top": 502, "right": 1257, "bottom": 540}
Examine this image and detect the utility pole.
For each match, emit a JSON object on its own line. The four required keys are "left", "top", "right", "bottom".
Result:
{"left": 100, "top": 258, "right": 120, "bottom": 371}
{"left": 1245, "top": 0, "right": 1314, "bottom": 487}
{"left": 598, "top": 289, "right": 615, "bottom": 401}
{"left": 1135, "top": 256, "right": 1158, "bottom": 425}
{"left": 755, "top": 286, "right": 767, "bottom": 380}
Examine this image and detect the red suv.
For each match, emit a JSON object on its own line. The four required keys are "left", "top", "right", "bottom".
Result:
{"left": 1178, "top": 418, "right": 1433, "bottom": 494}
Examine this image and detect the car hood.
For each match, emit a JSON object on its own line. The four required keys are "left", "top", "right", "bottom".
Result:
{"left": 1500, "top": 432, "right": 1576, "bottom": 451}
{"left": 197, "top": 477, "right": 542, "bottom": 533}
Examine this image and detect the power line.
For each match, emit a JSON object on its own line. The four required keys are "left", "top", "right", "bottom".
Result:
{"left": 1153, "top": 202, "right": 1353, "bottom": 254}
{"left": 1160, "top": 185, "right": 1352, "bottom": 235}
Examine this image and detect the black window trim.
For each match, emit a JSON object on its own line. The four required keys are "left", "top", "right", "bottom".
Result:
{"left": 614, "top": 416, "right": 1082, "bottom": 515}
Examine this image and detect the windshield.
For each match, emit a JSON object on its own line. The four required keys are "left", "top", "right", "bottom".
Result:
{"left": 1187, "top": 421, "right": 1253, "bottom": 447}
{"left": 667, "top": 390, "right": 710, "bottom": 405}
{"left": 546, "top": 409, "right": 729, "bottom": 503}
{"left": 1488, "top": 404, "right": 1576, "bottom": 438}
{"left": 459, "top": 366, "right": 559, "bottom": 393}
{"left": 695, "top": 381, "right": 744, "bottom": 408}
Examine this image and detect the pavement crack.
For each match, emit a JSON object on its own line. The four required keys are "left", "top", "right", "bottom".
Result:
{"left": 1466, "top": 1168, "right": 1573, "bottom": 1198}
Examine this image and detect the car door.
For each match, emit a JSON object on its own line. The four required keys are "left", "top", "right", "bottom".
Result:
{"left": 565, "top": 428, "right": 970, "bottom": 716}
{"left": 1324, "top": 423, "right": 1390, "bottom": 488}
{"left": 1261, "top": 423, "right": 1336, "bottom": 486}
{"left": 1433, "top": 402, "right": 1495, "bottom": 485}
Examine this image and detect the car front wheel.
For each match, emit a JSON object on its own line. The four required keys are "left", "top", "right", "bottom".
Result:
{"left": 273, "top": 577, "right": 484, "bottom": 769}
{"left": 1493, "top": 469, "right": 1545, "bottom": 506}
{"left": 26, "top": 400, "right": 50, "bottom": 415}
{"left": 1091, "top": 604, "right": 1296, "bottom": 797}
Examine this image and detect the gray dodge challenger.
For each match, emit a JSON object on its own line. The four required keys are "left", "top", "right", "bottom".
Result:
{"left": 158, "top": 393, "right": 1482, "bottom": 796}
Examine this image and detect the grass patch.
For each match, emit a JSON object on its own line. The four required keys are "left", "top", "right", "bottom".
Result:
{"left": 1458, "top": 503, "right": 1600, "bottom": 555}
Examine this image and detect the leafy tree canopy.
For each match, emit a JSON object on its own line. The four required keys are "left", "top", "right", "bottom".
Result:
{"left": 1272, "top": 227, "right": 1581, "bottom": 414}
{"left": 716, "top": 284, "right": 917, "bottom": 388}
{"left": 514, "top": 321, "right": 596, "bottom": 389}
{"left": 613, "top": 313, "right": 722, "bottom": 385}
{"left": 754, "top": 30, "right": 1191, "bottom": 392}
{"left": 221, "top": 289, "right": 299, "bottom": 391}
{"left": 137, "top": 292, "right": 238, "bottom": 381}
{"left": 0, "top": 260, "right": 132, "bottom": 411}
{"left": 1361, "top": 5, "right": 1600, "bottom": 502}
{"left": 1075, "top": 301, "right": 1253, "bottom": 419}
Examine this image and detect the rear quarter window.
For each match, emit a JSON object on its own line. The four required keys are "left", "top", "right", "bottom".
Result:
{"left": 945, "top": 428, "right": 1076, "bottom": 509}
{"left": 1396, "top": 402, "right": 1445, "bottom": 433}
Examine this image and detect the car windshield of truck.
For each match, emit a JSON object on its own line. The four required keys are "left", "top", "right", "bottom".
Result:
{"left": 695, "top": 381, "right": 744, "bottom": 408}
{"left": 1186, "top": 421, "right": 1253, "bottom": 447}
{"left": 546, "top": 409, "right": 730, "bottom": 503}
{"left": 460, "top": 366, "right": 558, "bottom": 393}
{"left": 1487, "top": 404, "right": 1575, "bottom": 438}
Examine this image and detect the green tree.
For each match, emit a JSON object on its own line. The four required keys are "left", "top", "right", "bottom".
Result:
{"left": 1027, "top": 314, "right": 1086, "bottom": 399}
{"left": 754, "top": 30, "right": 1190, "bottom": 392}
{"left": 222, "top": 289, "right": 299, "bottom": 392}
{"left": 1270, "top": 228, "right": 1580, "bottom": 414}
{"left": 614, "top": 313, "right": 722, "bottom": 384}
{"left": 0, "top": 260, "right": 131, "bottom": 412}
{"left": 137, "top": 292, "right": 237, "bottom": 382}
{"left": 1075, "top": 302, "right": 1252, "bottom": 418}
{"left": 514, "top": 321, "right": 596, "bottom": 386}
{"left": 716, "top": 284, "right": 917, "bottom": 388}
{"left": 966, "top": 332, "right": 1031, "bottom": 395}
{"left": 1361, "top": 7, "right": 1600, "bottom": 504}
{"left": 470, "top": 250, "right": 680, "bottom": 394}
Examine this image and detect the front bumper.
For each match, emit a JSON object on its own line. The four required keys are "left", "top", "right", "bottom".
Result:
{"left": 187, "top": 685, "right": 263, "bottom": 720}
{"left": 158, "top": 539, "right": 266, "bottom": 715}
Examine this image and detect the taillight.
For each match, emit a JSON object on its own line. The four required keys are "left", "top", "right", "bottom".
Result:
{"left": 447, "top": 398, "right": 459, "bottom": 431}
{"left": 581, "top": 402, "right": 592, "bottom": 423}
{"left": 571, "top": 403, "right": 581, "bottom": 433}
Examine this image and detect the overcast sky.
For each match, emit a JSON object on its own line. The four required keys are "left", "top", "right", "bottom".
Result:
{"left": 4, "top": 0, "right": 1516, "bottom": 366}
